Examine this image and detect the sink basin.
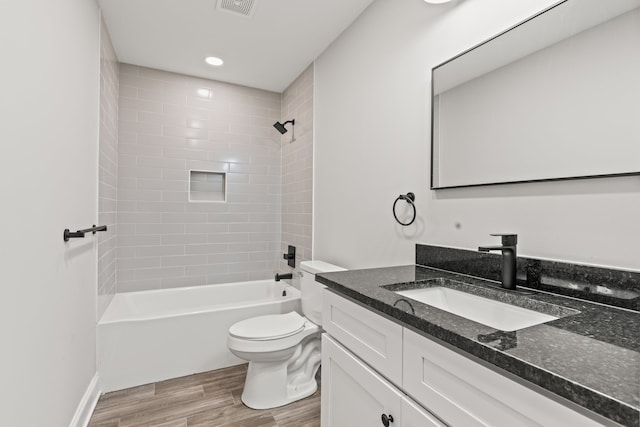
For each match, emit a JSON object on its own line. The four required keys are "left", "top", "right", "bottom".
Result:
{"left": 394, "top": 286, "right": 559, "bottom": 331}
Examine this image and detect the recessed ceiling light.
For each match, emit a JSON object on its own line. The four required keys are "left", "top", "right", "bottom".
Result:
{"left": 205, "top": 56, "right": 224, "bottom": 67}
{"left": 424, "top": 0, "right": 453, "bottom": 3}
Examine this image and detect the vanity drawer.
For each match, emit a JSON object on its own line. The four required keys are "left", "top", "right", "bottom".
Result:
{"left": 403, "top": 329, "right": 604, "bottom": 427}
{"left": 322, "top": 289, "right": 403, "bottom": 386}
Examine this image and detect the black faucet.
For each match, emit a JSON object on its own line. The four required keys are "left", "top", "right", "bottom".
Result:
{"left": 478, "top": 234, "right": 518, "bottom": 290}
{"left": 275, "top": 272, "right": 293, "bottom": 282}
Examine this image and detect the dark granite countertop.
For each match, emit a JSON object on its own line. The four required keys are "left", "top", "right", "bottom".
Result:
{"left": 316, "top": 265, "right": 640, "bottom": 427}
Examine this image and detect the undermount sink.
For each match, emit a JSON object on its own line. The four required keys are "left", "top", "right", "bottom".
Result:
{"left": 394, "top": 283, "right": 561, "bottom": 332}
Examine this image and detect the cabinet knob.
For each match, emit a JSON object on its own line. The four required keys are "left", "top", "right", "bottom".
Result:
{"left": 381, "top": 413, "right": 394, "bottom": 427}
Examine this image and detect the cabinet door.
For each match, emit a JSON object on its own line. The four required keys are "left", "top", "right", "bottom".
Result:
{"left": 403, "top": 397, "right": 447, "bottom": 427}
{"left": 403, "top": 329, "right": 605, "bottom": 427}
{"left": 322, "top": 334, "right": 403, "bottom": 427}
{"left": 322, "top": 289, "right": 403, "bottom": 386}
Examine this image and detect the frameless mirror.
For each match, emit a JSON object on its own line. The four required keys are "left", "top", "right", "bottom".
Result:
{"left": 431, "top": 0, "right": 640, "bottom": 189}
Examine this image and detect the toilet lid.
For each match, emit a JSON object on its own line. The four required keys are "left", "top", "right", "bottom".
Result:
{"left": 229, "top": 312, "right": 306, "bottom": 341}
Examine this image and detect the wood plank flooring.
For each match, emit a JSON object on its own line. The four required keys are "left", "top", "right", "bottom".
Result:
{"left": 88, "top": 364, "right": 321, "bottom": 427}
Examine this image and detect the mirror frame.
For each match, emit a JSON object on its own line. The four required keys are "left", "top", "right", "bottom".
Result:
{"left": 430, "top": 0, "right": 640, "bottom": 190}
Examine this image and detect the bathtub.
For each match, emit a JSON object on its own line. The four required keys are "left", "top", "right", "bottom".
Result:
{"left": 98, "top": 280, "right": 301, "bottom": 392}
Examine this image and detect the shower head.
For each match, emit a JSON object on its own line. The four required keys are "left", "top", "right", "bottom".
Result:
{"left": 273, "top": 119, "right": 295, "bottom": 134}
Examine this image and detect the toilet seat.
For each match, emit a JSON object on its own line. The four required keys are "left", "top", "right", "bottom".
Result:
{"left": 228, "top": 314, "right": 320, "bottom": 354}
{"left": 229, "top": 312, "right": 306, "bottom": 341}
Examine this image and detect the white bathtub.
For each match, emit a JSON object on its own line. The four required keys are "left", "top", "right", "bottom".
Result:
{"left": 98, "top": 280, "right": 301, "bottom": 392}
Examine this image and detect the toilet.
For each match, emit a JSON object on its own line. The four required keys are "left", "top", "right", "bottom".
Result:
{"left": 227, "top": 260, "right": 345, "bottom": 409}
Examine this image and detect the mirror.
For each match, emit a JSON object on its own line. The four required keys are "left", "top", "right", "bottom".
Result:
{"left": 431, "top": 0, "right": 640, "bottom": 189}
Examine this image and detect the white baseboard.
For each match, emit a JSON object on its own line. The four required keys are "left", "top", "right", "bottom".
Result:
{"left": 69, "top": 373, "right": 101, "bottom": 427}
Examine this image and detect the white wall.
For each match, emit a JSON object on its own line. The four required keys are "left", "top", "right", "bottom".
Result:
{"left": 0, "top": 0, "right": 100, "bottom": 425}
{"left": 314, "top": 0, "right": 640, "bottom": 271}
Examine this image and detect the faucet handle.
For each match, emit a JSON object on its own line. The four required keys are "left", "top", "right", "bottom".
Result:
{"left": 490, "top": 233, "right": 518, "bottom": 246}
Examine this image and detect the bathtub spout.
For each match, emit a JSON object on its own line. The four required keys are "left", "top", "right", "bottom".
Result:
{"left": 275, "top": 272, "right": 293, "bottom": 281}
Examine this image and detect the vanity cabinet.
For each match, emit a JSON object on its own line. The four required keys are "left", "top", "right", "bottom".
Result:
{"left": 322, "top": 289, "right": 609, "bottom": 427}
{"left": 322, "top": 334, "right": 445, "bottom": 427}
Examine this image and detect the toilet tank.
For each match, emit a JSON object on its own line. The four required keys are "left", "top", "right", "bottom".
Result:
{"left": 300, "top": 261, "right": 346, "bottom": 325}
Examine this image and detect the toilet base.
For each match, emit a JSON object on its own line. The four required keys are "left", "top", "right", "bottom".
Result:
{"left": 241, "top": 334, "right": 322, "bottom": 409}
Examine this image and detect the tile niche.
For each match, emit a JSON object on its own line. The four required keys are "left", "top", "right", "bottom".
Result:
{"left": 189, "top": 170, "right": 226, "bottom": 202}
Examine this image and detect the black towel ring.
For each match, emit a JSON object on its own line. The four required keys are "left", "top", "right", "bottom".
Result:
{"left": 393, "top": 192, "right": 416, "bottom": 226}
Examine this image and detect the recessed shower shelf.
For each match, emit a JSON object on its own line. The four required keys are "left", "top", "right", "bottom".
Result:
{"left": 189, "top": 170, "right": 226, "bottom": 202}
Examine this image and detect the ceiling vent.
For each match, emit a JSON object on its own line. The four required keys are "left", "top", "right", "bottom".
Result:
{"left": 217, "top": 0, "right": 257, "bottom": 17}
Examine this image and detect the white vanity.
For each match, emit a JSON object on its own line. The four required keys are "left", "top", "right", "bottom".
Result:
{"left": 321, "top": 289, "right": 614, "bottom": 427}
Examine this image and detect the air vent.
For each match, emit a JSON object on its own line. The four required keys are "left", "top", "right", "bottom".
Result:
{"left": 217, "top": 0, "right": 257, "bottom": 17}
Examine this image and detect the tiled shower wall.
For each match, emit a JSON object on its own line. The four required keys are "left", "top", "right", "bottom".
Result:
{"left": 116, "top": 65, "right": 282, "bottom": 292}
{"left": 279, "top": 65, "right": 314, "bottom": 279}
{"left": 97, "top": 18, "right": 119, "bottom": 318}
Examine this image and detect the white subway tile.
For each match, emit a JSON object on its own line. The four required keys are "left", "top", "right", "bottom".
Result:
{"left": 137, "top": 156, "right": 187, "bottom": 170}
{"left": 185, "top": 223, "right": 229, "bottom": 234}
{"left": 207, "top": 233, "right": 249, "bottom": 243}
{"left": 207, "top": 253, "right": 249, "bottom": 264}
{"left": 118, "top": 257, "right": 162, "bottom": 270}
{"left": 136, "top": 223, "right": 185, "bottom": 234}
{"left": 135, "top": 266, "right": 184, "bottom": 280}
{"left": 161, "top": 275, "right": 207, "bottom": 289}
{"left": 137, "top": 134, "right": 186, "bottom": 147}
{"left": 138, "top": 179, "right": 187, "bottom": 191}
{"left": 228, "top": 242, "right": 267, "bottom": 253}
{"left": 120, "top": 97, "right": 163, "bottom": 113}
{"left": 119, "top": 166, "right": 162, "bottom": 179}
{"left": 162, "top": 168, "right": 189, "bottom": 181}
{"left": 185, "top": 160, "right": 230, "bottom": 172}
{"left": 162, "top": 212, "right": 208, "bottom": 223}
{"left": 117, "top": 212, "right": 162, "bottom": 224}
{"left": 206, "top": 272, "right": 249, "bottom": 284}
{"left": 162, "top": 125, "right": 208, "bottom": 140}
{"left": 119, "top": 143, "right": 162, "bottom": 157}
{"left": 185, "top": 264, "right": 223, "bottom": 276}
{"left": 161, "top": 254, "right": 208, "bottom": 267}
{"left": 185, "top": 243, "right": 228, "bottom": 255}
{"left": 185, "top": 203, "right": 229, "bottom": 213}
{"left": 163, "top": 147, "right": 210, "bottom": 161}
{"left": 136, "top": 201, "right": 185, "bottom": 213}
{"left": 161, "top": 234, "right": 208, "bottom": 245}
{"left": 163, "top": 103, "right": 209, "bottom": 119}
{"left": 136, "top": 245, "right": 185, "bottom": 257}
{"left": 207, "top": 213, "right": 249, "bottom": 223}
{"left": 162, "top": 191, "right": 188, "bottom": 202}
{"left": 118, "top": 189, "right": 162, "bottom": 202}
{"left": 138, "top": 112, "right": 186, "bottom": 127}
{"left": 119, "top": 120, "right": 162, "bottom": 135}
{"left": 138, "top": 88, "right": 187, "bottom": 105}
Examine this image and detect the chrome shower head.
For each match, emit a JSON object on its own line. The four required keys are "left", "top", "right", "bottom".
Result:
{"left": 273, "top": 119, "right": 295, "bottom": 134}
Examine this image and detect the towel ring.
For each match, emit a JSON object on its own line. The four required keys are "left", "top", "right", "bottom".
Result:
{"left": 393, "top": 192, "right": 416, "bottom": 226}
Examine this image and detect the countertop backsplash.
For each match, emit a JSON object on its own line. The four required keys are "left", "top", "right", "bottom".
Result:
{"left": 416, "top": 244, "right": 640, "bottom": 311}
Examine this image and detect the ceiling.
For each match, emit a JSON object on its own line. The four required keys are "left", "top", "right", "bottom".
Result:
{"left": 99, "top": 0, "right": 376, "bottom": 93}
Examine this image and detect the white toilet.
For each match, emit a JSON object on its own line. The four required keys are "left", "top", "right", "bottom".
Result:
{"left": 227, "top": 260, "right": 345, "bottom": 409}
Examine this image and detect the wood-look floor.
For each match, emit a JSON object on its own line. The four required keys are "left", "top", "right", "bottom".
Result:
{"left": 88, "top": 364, "right": 320, "bottom": 427}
